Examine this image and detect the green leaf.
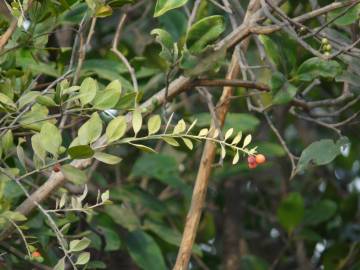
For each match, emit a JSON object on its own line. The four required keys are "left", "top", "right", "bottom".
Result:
{"left": 125, "top": 230, "right": 166, "bottom": 270}
{"left": 240, "top": 255, "right": 269, "bottom": 270}
{"left": 87, "top": 261, "right": 107, "bottom": 269}
{"left": 106, "top": 116, "right": 127, "bottom": 143}
{"left": 277, "top": 192, "right": 304, "bottom": 233}
{"left": 18, "top": 91, "right": 40, "bottom": 109}
{"left": 186, "top": 15, "right": 225, "bottom": 54}
{"left": 2, "top": 130, "right": 14, "bottom": 154}
{"left": 75, "top": 252, "right": 90, "bottom": 265}
{"left": 2, "top": 211, "right": 27, "bottom": 221}
{"left": 303, "top": 200, "right": 337, "bottom": 225}
{"left": 242, "top": 134, "right": 252, "bottom": 148}
{"left": 69, "top": 237, "right": 91, "bottom": 252}
{"left": 151, "top": 28, "right": 175, "bottom": 62}
{"left": 154, "top": 0, "right": 188, "bottom": 17}
{"left": 36, "top": 95, "right": 57, "bottom": 107}
{"left": 182, "top": 138, "right": 193, "bottom": 150}
{"left": 147, "top": 115, "right": 161, "bottom": 135}
{"left": 114, "top": 92, "right": 137, "bottom": 110}
{"left": 132, "top": 109, "right": 142, "bottom": 136}
{"left": 61, "top": 165, "right": 88, "bottom": 185}
{"left": 99, "top": 226, "right": 121, "bottom": 251}
{"left": 258, "top": 33, "right": 297, "bottom": 74}
{"left": 61, "top": 86, "right": 80, "bottom": 96}
{"left": 111, "top": 186, "right": 166, "bottom": 213}
{"left": 256, "top": 142, "right": 285, "bottom": 157}
{"left": 92, "top": 81, "right": 121, "bottom": 110}
{"left": 144, "top": 219, "right": 201, "bottom": 255}
{"left": 132, "top": 154, "right": 190, "bottom": 194}
{"left": 131, "top": 143, "right": 157, "bottom": 153}
{"left": 68, "top": 145, "right": 95, "bottom": 159}
{"left": 162, "top": 136, "right": 179, "bottom": 147}
{"left": 180, "top": 46, "right": 226, "bottom": 76}
{"left": 272, "top": 83, "right": 298, "bottom": 105}
{"left": 53, "top": 258, "right": 65, "bottom": 270}
{"left": 95, "top": 5, "right": 113, "bottom": 18}
{"left": 225, "top": 128, "right": 234, "bottom": 140}
{"left": 80, "top": 77, "right": 98, "bottom": 105}
{"left": 101, "top": 190, "right": 110, "bottom": 202}
{"left": 296, "top": 57, "right": 342, "bottom": 81}
{"left": 78, "top": 112, "right": 103, "bottom": 145}
{"left": 173, "top": 119, "right": 186, "bottom": 134}
{"left": 16, "top": 144, "right": 26, "bottom": 170}
{"left": 94, "top": 152, "right": 122, "bottom": 164}
{"left": 19, "top": 104, "right": 50, "bottom": 131}
{"left": 40, "top": 122, "right": 62, "bottom": 156}
{"left": 297, "top": 137, "right": 348, "bottom": 171}
{"left": 328, "top": 4, "right": 360, "bottom": 26}
{"left": 105, "top": 205, "right": 141, "bottom": 230}
{"left": 0, "top": 93, "right": 16, "bottom": 111}
{"left": 270, "top": 72, "right": 286, "bottom": 91}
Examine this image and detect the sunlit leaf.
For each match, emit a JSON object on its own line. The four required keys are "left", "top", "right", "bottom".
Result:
{"left": 106, "top": 116, "right": 127, "bottom": 143}
{"left": 94, "top": 152, "right": 122, "bottom": 164}
{"left": 147, "top": 115, "right": 161, "bottom": 135}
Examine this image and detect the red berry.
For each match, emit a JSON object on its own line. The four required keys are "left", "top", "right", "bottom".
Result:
{"left": 255, "top": 154, "right": 266, "bottom": 164}
{"left": 248, "top": 162, "right": 257, "bottom": 169}
{"left": 247, "top": 155, "right": 256, "bottom": 164}
{"left": 53, "top": 163, "right": 61, "bottom": 172}
{"left": 32, "top": 251, "right": 41, "bottom": 257}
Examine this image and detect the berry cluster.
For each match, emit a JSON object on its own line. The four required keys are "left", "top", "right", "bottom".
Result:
{"left": 247, "top": 154, "right": 266, "bottom": 169}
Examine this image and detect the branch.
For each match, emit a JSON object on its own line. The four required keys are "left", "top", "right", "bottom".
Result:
{"left": 111, "top": 14, "right": 139, "bottom": 93}
{"left": 190, "top": 79, "right": 270, "bottom": 91}
{"left": 173, "top": 1, "right": 263, "bottom": 269}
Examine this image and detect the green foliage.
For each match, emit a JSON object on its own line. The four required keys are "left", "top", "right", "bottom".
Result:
{"left": 154, "top": 0, "right": 188, "bottom": 17}
{"left": 277, "top": 193, "right": 304, "bottom": 233}
{"left": 0, "top": 1, "right": 359, "bottom": 269}
{"left": 185, "top": 15, "right": 225, "bottom": 54}
{"left": 125, "top": 230, "right": 167, "bottom": 270}
{"left": 296, "top": 57, "right": 342, "bottom": 81}
{"left": 78, "top": 112, "right": 103, "bottom": 145}
{"left": 303, "top": 200, "right": 337, "bottom": 225}
{"left": 61, "top": 165, "right": 88, "bottom": 185}
{"left": 297, "top": 137, "right": 349, "bottom": 171}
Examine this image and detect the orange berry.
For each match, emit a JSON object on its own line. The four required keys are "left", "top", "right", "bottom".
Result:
{"left": 32, "top": 251, "right": 41, "bottom": 257}
{"left": 248, "top": 162, "right": 257, "bottom": 169}
{"left": 255, "top": 154, "right": 266, "bottom": 164}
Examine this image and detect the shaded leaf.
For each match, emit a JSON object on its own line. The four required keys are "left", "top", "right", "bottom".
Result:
{"left": 61, "top": 165, "right": 87, "bottom": 185}
{"left": 68, "top": 145, "right": 94, "bottom": 159}
{"left": 125, "top": 230, "right": 166, "bottom": 270}
{"left": 277, "top": 192, "right": 304, "bottom": 233}
{"left": 186, "top": 15, "right": 225, "bottom": 54}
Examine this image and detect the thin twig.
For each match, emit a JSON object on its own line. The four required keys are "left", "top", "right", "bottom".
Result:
{"left": 111, "top": 14, "right": 139, "bottom": 94}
